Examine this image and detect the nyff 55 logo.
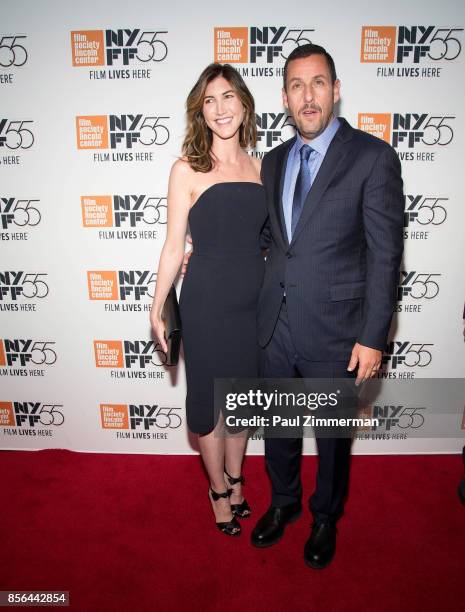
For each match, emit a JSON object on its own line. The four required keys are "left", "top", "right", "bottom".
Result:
{"left": 398, "top": 272, "right": 440, "bottom": 300}
{"left": 383, "top": 342, "right": 433, "bottom": 369}
{"left": 0, "top": 119, "right": 34, "bottom": 149}
{"left": 71, "top": 30, "right": 167, "bottom": 66}
{"left": 100, "top": 404, "right": 181, "bottom": 430}
{"left": 0, "top": 401, "right": 64, "bottom": 427}
{"left": 359, "top": 405, "right": 425, "bottom": 431}
{"left": 214, "top": 27, "right": 314, "bottom": 63}
{"left": 81, "top": 195, "right": 166, "bottom": 227}
{"left": 0, "top": 198, "right": 41, "bottom": 230}
{"left": 0, "top": 35, "right": 28, "bottom": 67}
{"left": 358, "top": 113, "right": 455, "bottom": 148}
{"left": 0, "top": 340, "right": 57, "bottom": 366}
{"left": 255, "top": 112, "right": 295, "bottom": 150}
{"left": 87, "top": 271, "right": 156, "bottom": 300}
{"left": 404, "top": 195, "right": 448, "bottom": 227}
{"left": 0, "top": 272, "right": 49, "bottom": 300}
{"left": 94, "top": 340, "right": 167, "bottom": 368}
{"left": 76, "top": 115, "right": 169, "bottom": 149}
{"left": 361, "top": 26, "right": 463, "bottom": 63}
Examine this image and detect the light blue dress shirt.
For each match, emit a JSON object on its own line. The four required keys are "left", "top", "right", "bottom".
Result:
{"left": 282, "top": 117, "right": 340, "bottom": 242}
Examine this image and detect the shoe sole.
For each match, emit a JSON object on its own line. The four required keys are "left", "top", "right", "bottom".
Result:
{"left": 251, "top": 508, "right": 302, "bottom": 548}
{"left": 304, "top": 555, "right": 334, "bottom": 570}
{"left": 458, "top": 486, "right": 465, "bottom": 506}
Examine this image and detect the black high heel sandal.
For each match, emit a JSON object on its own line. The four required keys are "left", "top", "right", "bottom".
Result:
{"left": 224, "top": 470, "right": 251, "bottom": 519}
{"left": 209, "top": 488, "right": 241, "bottom": 536}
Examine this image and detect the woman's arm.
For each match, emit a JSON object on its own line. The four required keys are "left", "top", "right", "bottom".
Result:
{"left": 149, "top": 159, "right": 192, "bottom": 351}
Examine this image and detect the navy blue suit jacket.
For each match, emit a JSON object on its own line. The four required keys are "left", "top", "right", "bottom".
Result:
{"left": 258, "top": 117, "right": 404, "bottom": 361}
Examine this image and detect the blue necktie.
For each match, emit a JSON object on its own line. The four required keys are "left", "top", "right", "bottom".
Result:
{"left": 291, "top": 144, "right": 313, "bottom": 237}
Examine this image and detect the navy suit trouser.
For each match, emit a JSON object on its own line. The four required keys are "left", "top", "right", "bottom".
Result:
{"left": 260, "top": 298, "right": 355, "bottom": 524}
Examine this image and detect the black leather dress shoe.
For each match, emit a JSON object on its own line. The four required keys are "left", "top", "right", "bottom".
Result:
{"left": 458, "top": 476, "right": 465, "bottom": 506}
{"left": 251, "top": 502, "right": 302, "bottom": 548}
{"left": 304, "top": 522, "right": 337, "bottom": 569}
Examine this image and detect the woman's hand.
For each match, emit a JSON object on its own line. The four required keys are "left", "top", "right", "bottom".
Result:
{"left": 150, "top": 311, "right": 168, "bottom": 353}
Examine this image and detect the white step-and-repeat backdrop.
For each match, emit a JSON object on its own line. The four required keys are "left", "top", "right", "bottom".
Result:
{"left": 1, "top": 0, "right": 464, "bottom": 454}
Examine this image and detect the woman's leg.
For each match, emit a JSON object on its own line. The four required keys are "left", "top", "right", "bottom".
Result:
{"left": 224, "top": 432, "right": 248, "bottom": 505}
{"left": 198, "top": 414, "right": 236, "bottom": 525}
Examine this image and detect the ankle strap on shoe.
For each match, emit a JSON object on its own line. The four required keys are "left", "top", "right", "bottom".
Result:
{"left": 210, "top": 488, "right": 232, "bottom": 501}
{"left": 224, "top": 469, "right": 245, "bottom": 486}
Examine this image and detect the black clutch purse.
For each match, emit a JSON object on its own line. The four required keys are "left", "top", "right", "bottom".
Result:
{"left": 161, "top": 285, "right": 182, "bottom": 365}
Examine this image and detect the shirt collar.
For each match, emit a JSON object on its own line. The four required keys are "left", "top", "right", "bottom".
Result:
{"left": 295, "top": 116, "right": 340, "bottom": 157}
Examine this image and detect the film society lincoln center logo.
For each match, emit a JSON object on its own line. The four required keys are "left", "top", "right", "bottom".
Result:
{"left": 100, "top": 403, "right": 181, "bottom": 438}
{"left": 80, "top": 194, "right": 166, "bottom": 238}
{"left": 0, "top": 401, "right": 64, "bottom": 430}
{"left": 70, "top": 29, "right": 167, "bottom": 79}
{"left": 75, "top": 115, "right": 169, "bottom": 161}
{"left": 93, "top": 340, "right": 168, "bottom": 379}
{"left": 87, "top": 270, "right": 156, "bottom": 310}
{"left": 360, "top": 25, "right": 463, "bottom": 76}
{"left": 213, "top": 26, "right": 314, "bottom": 74}
{"left": 357, "top": 113, "right": 455, "bottom": 162}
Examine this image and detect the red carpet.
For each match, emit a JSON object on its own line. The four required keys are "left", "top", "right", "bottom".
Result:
{"left": 1, "top": 450, "right": 464, "bottom": 612}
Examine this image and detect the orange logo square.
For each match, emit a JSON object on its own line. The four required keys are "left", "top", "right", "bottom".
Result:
{"left": 81, "top": 195, "right": 113, "bottom": 227}
{"left": 358, "top": 113, "right": 392, "bottom": 143}
{"left": 0, "top": 401, "right": 15, "bottom": 426}
{"left": 360, "top": 26, "right": 396, "bottom": 63}
{"left": 214, "top": 27, "right": 248, "bottom": 63}
{"left": 0, "top": 341, "right": 5, "bottom": 366}
{"left": 94, "top": 340, "right": 123, "bottom": 368}
{"left": 76, "top": 115, "right": 108, "bottom": 150}
{"left": 87, "top": 271, "right": 118, "bottom": 301}
{"left": 461, "top": 407, "right": 465, "bottom": 430}
{"left": 100, "top": 403, "right": 129, "bottom": 429}
{"left": 71, "top": 30, "right": 105, "bottom": 67}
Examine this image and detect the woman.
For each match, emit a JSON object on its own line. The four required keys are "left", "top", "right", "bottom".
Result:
{"left": 150, "top": 64, "right": 267, "bottom": 537}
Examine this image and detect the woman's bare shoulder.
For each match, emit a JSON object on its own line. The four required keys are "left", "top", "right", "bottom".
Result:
{"left": 171, "top": 157, "right": 195, "bottom": 179}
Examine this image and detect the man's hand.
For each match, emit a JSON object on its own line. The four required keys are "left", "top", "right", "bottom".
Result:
{"left": 347, "top": 342, "right": 382, "bottom": 386}
{"left": 181, "top": 235, "right": 193, "bottom": 275}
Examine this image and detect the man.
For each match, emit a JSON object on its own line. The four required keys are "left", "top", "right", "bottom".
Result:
{"left": 251, "top": 44, "right": 404, "bottom": 569}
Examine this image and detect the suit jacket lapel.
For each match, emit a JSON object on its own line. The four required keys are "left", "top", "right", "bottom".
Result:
{"left": 290, "top": 118, "right": 353, "bottom": 247}
{"left": 271, "top": 135, "right": 295, "bottom": 249}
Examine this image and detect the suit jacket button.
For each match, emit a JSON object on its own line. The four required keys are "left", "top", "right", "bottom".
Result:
{"left": 279, "top": 281, "right": 284, "bottom": 288}
{"left": 286, "top": 252, "right": 293, "bottom": 259}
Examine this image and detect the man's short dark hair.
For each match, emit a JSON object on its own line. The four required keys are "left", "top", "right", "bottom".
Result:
{"left": 283, "top": 44, "right": 337, "bottom": 88}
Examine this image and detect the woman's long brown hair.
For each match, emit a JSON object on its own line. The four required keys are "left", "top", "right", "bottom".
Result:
{"left": 182, "top": 63, "right": 257, "bottom": 173}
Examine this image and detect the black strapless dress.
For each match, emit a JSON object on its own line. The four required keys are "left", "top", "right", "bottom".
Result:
{"left": 179, "top": 182, "right": 268, "bottom": 434}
